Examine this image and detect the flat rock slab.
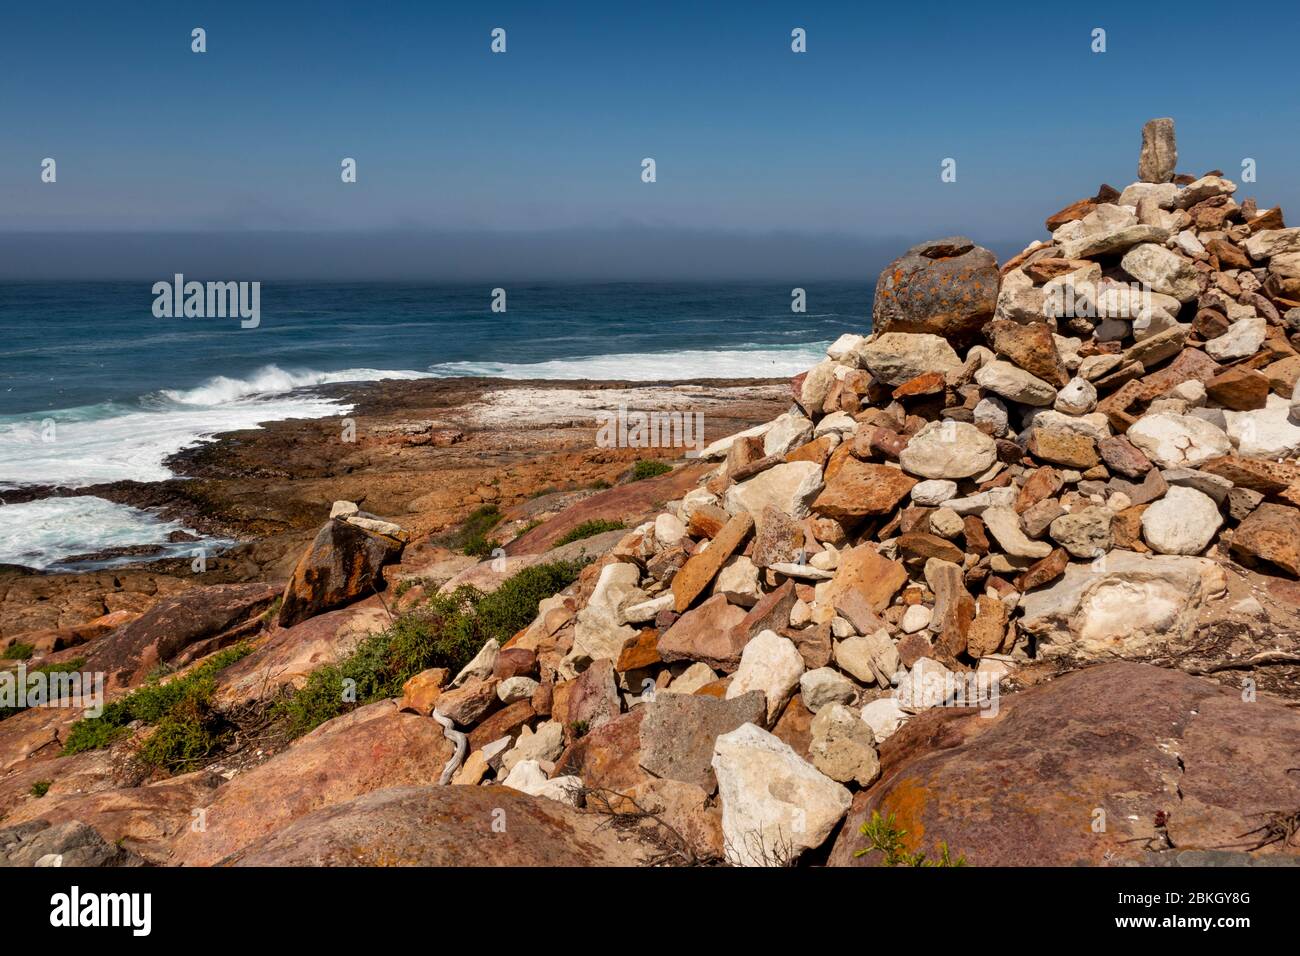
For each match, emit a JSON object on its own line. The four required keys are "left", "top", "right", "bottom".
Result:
{"left": 638, "top": 690, "right": 766, "bottom": 793}
{"left": 80, "top": 582, "right": 279, "bottom": 690}
{"left": 223, "top": 785, "right": 651, "bottom": 866}
{"left": 828, "top": 662, "right": 1300, "bottom": 866}
{"left": 672, "top": 512, "right": 754, "bottom": 612}
{"left": 169, "top": 700, "right": 454, "bottom": 866}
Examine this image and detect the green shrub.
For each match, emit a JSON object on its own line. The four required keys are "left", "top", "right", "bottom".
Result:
{"left": 61, "top": 644, "right": 252, "bottom": 775}
{"left": 455, "top": 504, "right": 503, "bottom": 557}
{"left": 1, "top": 643, "right": 34, "bottom": 661}
{"left": 630, "top": 459, "right": 672, "bottom": 481}
{"left": 552, "top": 518, "right": 625, "bottom": 548}
{"left": 30, "top": 780, "right": 51, "bottom": 798}
{"left": 854, "top": 811, "right": 966, "bottom": 867}
{"left": 275, "top": 559, "right": 585, "bottom": 739}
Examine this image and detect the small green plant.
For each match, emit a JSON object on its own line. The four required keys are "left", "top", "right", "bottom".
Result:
{"left": 568, "top": 719, "right": 590, "bottom": 739}
{"left": 393, "top": 577, "right": 423, "bottom": 598}
{"left": 630, "top": 459, "right": 672, "bottom": 481}
{"left": 1, "top": 643, "right": 35, "bottom": 661}
{"left": 854, "top": 811, "right": 966, "bottom": 867}
{"left": 516, "top": 518, "right": 543, "bottom": 538}
{"left": 455, "top": 504, "right": 503, "bottom": 557}
{"left": 589, "top": 479, "right": 612, "bottom": 490}
{"left": 275, "top": 559, "right": 586, "bottom": 739}
{"left": 552, "top": 518, "right": 625, "bottom": 548}
{"left": 30, "top": 780, "right": 51, "bottom": 798}
{"left": 262, "top": 594, "right": 283, "bottom": 625}
{"left": 61, "top": 644, "right": 253, "bottom": 775}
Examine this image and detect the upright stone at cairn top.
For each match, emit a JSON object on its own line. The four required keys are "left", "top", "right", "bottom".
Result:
{"left": 1138, "top": 117, "right": 1177, "bottom": 184}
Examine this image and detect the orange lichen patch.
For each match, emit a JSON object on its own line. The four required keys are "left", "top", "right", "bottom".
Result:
{"left": 878, "top": 774, "right": 931, "bottom": 854}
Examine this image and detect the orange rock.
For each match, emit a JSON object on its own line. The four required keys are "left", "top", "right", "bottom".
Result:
{"left": 615, "top": 627, "right": 661, "bottom": 672}
{"left": 399, "top": 667, "right": 449, "bottom": 716}
{"left": 671, "top": 511, "right": 754, "bottom": 613}
{"left": 812, "top": 458, "right": 917, "bottom": 522}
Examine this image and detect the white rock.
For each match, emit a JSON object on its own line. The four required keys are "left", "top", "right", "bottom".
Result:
{"left": 975, "top": 360, "right": 1058, "bottom": 406}
{"left": 726, "top": 630, "right": 804, "bottom": 723}
{"left": 697, "top": 424, "right": 770, "bottom": 462}
{"left": 1174, "top": 175, "right": 1235, "bottom": 208}
{"left": 929, "top": 507, "right": 964, "bottom": 540}
{"left": 569, "top": 563, "right": 644, "bottom": 665}
{"left": 911, "top": 479, "right": 958, "bottom": 506}
{"left": 711, "top": 723, "right": 852, "bottom": 867}
{"left": 1118, "top": 182, "right": 1179, "bottom": 209}
{"left": 859, "top": 697, "right": 908, "bottom": 744}
{"left": 994, "top": 268, "right": 1046, "bottom": 323}
{"left": 1018, "top": 550, "right": 1228, "bottom": 659}
{"left": 1162, "top": 468, "right": 1232, "bottom": 505}
{"left": 654, "top": 513, "right": 687, "bottom": 549}
{"left": 1204, "top": 317, "right": 1267, "bottom": 361}
{"left": 900, "top": 604, "right": 932, "bottom": 634}
{"left": 621, "top": 592, "right": 675, "bottom": 624}
{"left": 899, "top": 420, "right": 997, "bottom": 480}
{"left": 497, "top": 676, "right": 540, "bottom": 704}
{"left": 809, "top": 703, "right": 881, "bottom": 786}
{"left": 500, "top": 721, "right": 566, "bottom": 774}
{"left": 1126, "top": 412, "right": 1233, "bottom": 468}
{"left": 944, "top": 486, "right": 1019, "bottom": 516}
{"left": 894, "top": 657, "right": 955, "bottom": 713}
{"left": 973, "top": 396, "right": 1009, "bottom": 437}
{"left": 1120, "top": 243, "right": 1199, "bottom": 302}
{"left": 346, "top": 515, "right": 404, "bottom": 537}
{"left": 666, "top": 661, "right": 717, "bottom": 695}
{"left": 724, "top": 461, "right": 824, "bottom": 521}
{"left": 809, "top": 547, "right": 839, "bottom": 572}
{"left": 1022, "top": 408, "right": 1111, "bottom": 441}
{"left": 450, "top": 638, "right": 500, "bottom": 688}
{"left": 1054, "top": 377, "right": 1098, "bottom": 415}
{"left": 813, "top": 411, "right": 857, "bottom": 439}
{"left": 834, "top": 631, "right": 899, "bottom": 687}
{"left": 763, "top": 412, "right": 816, "bottom": 458}
{"left": 1140, "top": 485, "right": 1222, "bottom": 555}
{"left": 680, "top": 487, "right": 721, "bottom": 523}
{"left": 799, "top": 667, "right": 859, "bottom": 713}
{"left": 1170, "top": 380, "right": 1207, "bottom": 406}
{"left": 330, "top": 500, "right": 359, "bottom": 518}
{"left": 501, "top": 759, "right": 583, "bottom": 807}
{"left": 826, "top": 333, "right": 869, "bottom": 361}
{"left": 712, "top": 555, "right": 762, "bottom": 607}
{"left": 1174, "top": 230, "right": 1206, "bottom": 258}
{"left": 861, "top": 332, "right": 961, "bottom": 386}
{"left": 1225, "top": 395, "right": 1300, "bottom": 458}
{"left": 1244, "top": 227, "right": 1300, "bottom": 261}
{"left": 766, "top": 562, "right": 834, "bottom": 581}
{"left": 982, "top": 506, "right": 1053, "bottom": 559}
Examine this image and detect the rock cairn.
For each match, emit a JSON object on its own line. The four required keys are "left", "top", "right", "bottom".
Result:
{"left": 408, "top": 118, "right": 1300, "bottom": 866}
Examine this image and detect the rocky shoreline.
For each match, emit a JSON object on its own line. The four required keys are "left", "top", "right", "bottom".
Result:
{"left": 0, "top": 376, "right": 788, "bottom": 638}
{"left": 3, "top": 119, "right": 1300, "bottom": 868}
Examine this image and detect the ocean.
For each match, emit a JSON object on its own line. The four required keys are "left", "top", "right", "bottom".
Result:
{"left": 0, "top": 281, "right": 870, "bottom": 568}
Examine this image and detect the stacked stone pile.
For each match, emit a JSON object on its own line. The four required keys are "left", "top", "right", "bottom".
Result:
{"left": 407, "top": 118, "right": 1300, "bottom": 865}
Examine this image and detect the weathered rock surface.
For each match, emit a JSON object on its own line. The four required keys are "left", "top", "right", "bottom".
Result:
{"left": 829, "top": 663, "right": 1300, "bottom": 866}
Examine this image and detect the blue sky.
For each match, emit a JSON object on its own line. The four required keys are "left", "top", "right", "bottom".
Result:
{"left": 1, "top": 1, "right": 1298, "bottom": 275}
